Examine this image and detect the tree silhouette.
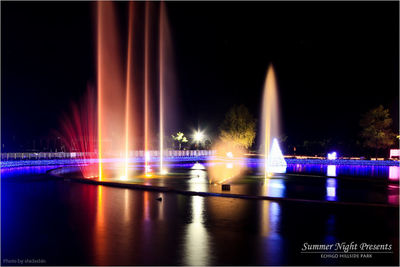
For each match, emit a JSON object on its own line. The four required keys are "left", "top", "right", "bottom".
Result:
{"left": 219, "top": 105, "right": 256, "bottom": 150}
{"left": 171, "top": 132, "right": 188, "bottom": 150}
{"left": 360, "top": 105, "right": 397, "bottom": 156}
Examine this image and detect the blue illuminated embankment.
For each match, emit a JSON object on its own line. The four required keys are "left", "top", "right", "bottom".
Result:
{"left": 246, "top": 157, "right": 399, "bottom": 166}
{"left": 0, "top": 156, "right": 210, "bottom": 169}
{"left": 1, "top": 156, "right": 399, "bottom": 180}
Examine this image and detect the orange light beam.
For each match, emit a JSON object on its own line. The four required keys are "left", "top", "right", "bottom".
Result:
{"left": 144, "top": 2, "right": 150, "bottom": 175}
{"left": 124, "top": 2, "right": 134, "bottom": 179}
{"left": 159, "top": 2, "right": 164, "bottom": 174}
{"left": 264, "top": 64, "right": 275, "bottom": 180}
{"left": 97, "top": 2, "right": 103, "bottom": 181}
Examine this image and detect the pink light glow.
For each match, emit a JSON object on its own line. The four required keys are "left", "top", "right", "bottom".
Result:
{"left": 389, "top": 166, "right": 400, "bottom": 180}
{"left": 59, "top": 86, "right": 98, "bottom": 178}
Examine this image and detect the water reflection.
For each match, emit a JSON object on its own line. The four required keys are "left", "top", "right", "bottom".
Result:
{"left": 94, "top": 186, "right": 106, "bottom": 265}
{"left": 323, "top": 214, "right": 338, "bottom": 265}
{"left": 263, "top": 178, "right": 286, "bottom": 198}
{"left": 261, "top": 184, "right": 270, "bottom": 237}
{"left": 93, "top": 186, "right": 161, "bottom": 265}
{"left": 268, "top": 202, "right": 281, "bottom": 237}
{"left": 158, "top": 193, "right": 164, "bottom": 221}
{"left": 3, "top": 170, "right": 398, "bottom": 265}
{"left": 326, "top": 178, "right": 337, "bottom": 201}
{"left": 189, "top": 169, "right": 207, "bottom": 184}
{"left": 182, "top": 170, "right": 211, "bottom": 265}
{"left": 259, "top": 183, "right": 283, "bottom": 265}
{"left": 260, "top": 184, "right": 282, "bottom": 238}
{"left": 143, "top": 191, "right": 150, "bottom": 221}
{"left": 124, "top": 189, "right": 130, "bottom": 223}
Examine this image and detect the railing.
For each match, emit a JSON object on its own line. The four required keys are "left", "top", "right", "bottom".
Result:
{"left": 0, "top": 150, "right": 216, "bottom": 161}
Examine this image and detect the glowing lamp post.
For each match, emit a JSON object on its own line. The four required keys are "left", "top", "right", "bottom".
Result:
{"left": 194, "top": 131, "right": 204, "bottom": 143}
{"left": 193, "top": 130, "right": 205, "bottom": 149}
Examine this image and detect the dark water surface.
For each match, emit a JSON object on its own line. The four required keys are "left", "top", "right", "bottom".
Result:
{"left": 2, "top": 166, "right": 399, "bottom": 265}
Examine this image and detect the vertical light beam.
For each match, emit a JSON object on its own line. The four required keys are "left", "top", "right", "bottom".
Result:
{"left": 97, "top": 2, "right": 103, "bottom": 181}
{"left": 124, "top": 2, "right": 134, "bottom": 180}
{"left": 263, "top": 65, "right": 275, "bottom": 179}
{"left": 96, "top": 1, "right": 125, "bottom": 179}
{"left": 159, "top": 2, "right": 165, "bottom": 174}
{"left": 144, "top": 2, "right": 150, "bottom": 175}
{"left": 261, "top": 64, "right": 285, "bottom": 179}
{"left": 264, "top": 103, "right": 271, "bottom": 179}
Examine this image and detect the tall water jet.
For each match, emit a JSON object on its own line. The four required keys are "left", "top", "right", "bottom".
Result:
{"left": 97, "top": 1, "right": 126, "bottom": 180}
{"left": 143, "top": 2, "right": 157, "bottom": 176}
{"left": 97, "top": 2, "right": 103, "bottom": 180}
{"left": 123, "top": 2, "right": 134, "bottom": 180}
{"left": 259, "top": 64, "right": 287, "bottom": 178}
{"left": 61, "top": 1, "right": 180, "bottom": 180}
{"left": 158, "top": 2, "right": 179, "bottom": 174}
{"left": 159, "top": 2, "right": 165, "bottom": 174}
{"left": 93, "top": 2, "right": 176, "bottom": 179}
{"left": 144, "top": 2, "right": 152, "bottom": 175}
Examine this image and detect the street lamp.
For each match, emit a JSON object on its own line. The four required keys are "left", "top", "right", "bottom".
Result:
{"left": 194, "top": 131, "right": 204, "bottom": 143}
{"left": 193, "top": 130, "right": 206, "bottom": 150}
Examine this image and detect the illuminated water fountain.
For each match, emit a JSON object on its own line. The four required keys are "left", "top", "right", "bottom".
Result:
{"left": 260, "top": 64, "right": 287, "bottom": 178}
{"left": 65, "top": 3, "right": 286, "bottom": 182}
{"left": 159, "top": 2, "right": 177, "bottom": 175}
{"left": 71, "top": 1, "right": 178, "bottom": 180}
{"left": 97, "top": 2, "right": 126, "bottom": 180}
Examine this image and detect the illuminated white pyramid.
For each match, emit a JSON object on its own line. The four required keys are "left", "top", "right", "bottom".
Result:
{"left": 266, "top": 138, "right": 287, "bottom": 174}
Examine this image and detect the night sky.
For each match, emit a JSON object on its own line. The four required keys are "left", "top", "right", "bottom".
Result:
{"left": 2, "top": 1, "right": 399, "bottom": 153}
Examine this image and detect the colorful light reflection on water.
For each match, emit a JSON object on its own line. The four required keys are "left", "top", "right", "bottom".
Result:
{"left": 389, "top": 166, "right": 400, "bottom": 180}
{"left": 326, "top": 178, "right": 337, "bottom": 201}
